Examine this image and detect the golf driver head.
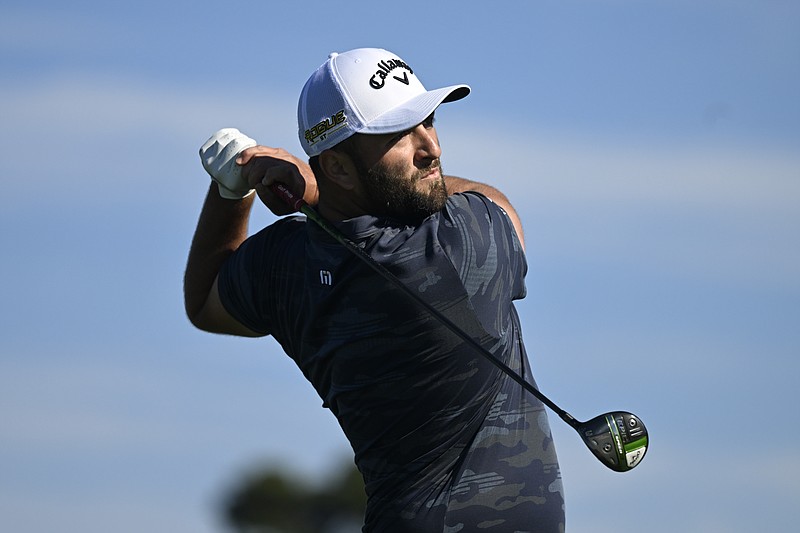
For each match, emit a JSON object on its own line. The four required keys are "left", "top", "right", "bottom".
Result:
{"left": 578, "top": 411, "right": 648, "bottom": 472}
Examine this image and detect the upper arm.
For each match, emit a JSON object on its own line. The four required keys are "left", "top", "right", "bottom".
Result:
{"left": 441, "top": 192, "right": 527, "bottom": 295}
{"left": 189, "top": 276, "right": 266, "bottom": 337}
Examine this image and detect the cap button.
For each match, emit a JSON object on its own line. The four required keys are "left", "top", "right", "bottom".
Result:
{"left": 328, "top": 52, "right": 339, "bottom": 59}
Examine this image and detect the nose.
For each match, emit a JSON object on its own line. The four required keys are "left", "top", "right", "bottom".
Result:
{"left": 412, "top": 124, "right": 441, "bottom": 165}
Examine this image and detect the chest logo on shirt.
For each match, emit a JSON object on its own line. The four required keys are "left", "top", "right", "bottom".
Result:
{"left": 319, "top": 270, "right": 333, "bottom": 286}
{"left": 418, "top": 271, "right": 442, "bottom": 293}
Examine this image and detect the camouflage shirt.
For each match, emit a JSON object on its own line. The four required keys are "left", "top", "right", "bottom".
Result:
{"left": 218, "top": 192, "right": 566, "bottom": 532}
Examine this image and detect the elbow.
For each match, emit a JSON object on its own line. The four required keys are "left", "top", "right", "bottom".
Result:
{"left": 184, "top": 301, "right": 266, "bottom": 338}
{"left": 184, "top": 296, "right": 216, "bottom": 333}
{"left": 185, "top": 306, "right": 211, "bottom": 332}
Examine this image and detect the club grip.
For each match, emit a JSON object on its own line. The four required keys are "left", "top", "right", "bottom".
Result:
{"left": 270, "top": 183, "right": 307, "bottom": 212}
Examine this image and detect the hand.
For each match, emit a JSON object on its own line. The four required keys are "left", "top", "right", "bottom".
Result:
{"left": 237, "top": 146, "right": 319, "bottom": 216}
{"left": 199, "top": 128, "right": 258, "bottom": 199}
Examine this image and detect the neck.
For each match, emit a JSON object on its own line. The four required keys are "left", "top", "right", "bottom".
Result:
{"left": 315, "top": 177, "right": 374, "bottom": 222}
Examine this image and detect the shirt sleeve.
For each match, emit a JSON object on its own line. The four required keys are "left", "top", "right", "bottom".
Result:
{"left": 216, "top": 230, "right": 273, "bottom": 336}
{"left": 437, "top": 192, "right": 528, "bottom": 336}
{"left": 216, "top": 216, "right": 306, "bottom": 336}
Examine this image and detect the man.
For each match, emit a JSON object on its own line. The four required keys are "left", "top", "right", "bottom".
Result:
{"left": 185, "top": 48, "right": 565, "bottom": 532}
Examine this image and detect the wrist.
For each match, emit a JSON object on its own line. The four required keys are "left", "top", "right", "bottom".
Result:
{"left": 217, "top": 182, "right": 256, "bottom": 200}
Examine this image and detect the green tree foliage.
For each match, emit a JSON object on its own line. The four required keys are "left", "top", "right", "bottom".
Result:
{"left": 222, "top": 460, "right": 366, "bottom": 533}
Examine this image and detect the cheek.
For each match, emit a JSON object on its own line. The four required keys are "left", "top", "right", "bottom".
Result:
{"left": 370, "top": 155, "right": 410, "bottom": 179}
{"left": 377, "top": 142, "right": 417, "bottom": 171}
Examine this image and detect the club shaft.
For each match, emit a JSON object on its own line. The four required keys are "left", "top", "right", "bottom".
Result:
{"left": 271, "top": 183, "right": 579, "bottom": 429}
{"left": 270, "top": 183, "right": 580, "bottom": 430}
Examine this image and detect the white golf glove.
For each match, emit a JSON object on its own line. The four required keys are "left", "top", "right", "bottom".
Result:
{"left": 199, "top": 128, "right": 258, "bottom": 199}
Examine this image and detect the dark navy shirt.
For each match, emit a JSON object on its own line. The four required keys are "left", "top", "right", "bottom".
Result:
{"left": 218, "top": 192, "right": 565, "bottom": 532}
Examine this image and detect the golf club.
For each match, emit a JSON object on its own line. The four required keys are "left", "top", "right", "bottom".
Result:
{"left": 270, "top": 182, "right": 648, "bottom": 472}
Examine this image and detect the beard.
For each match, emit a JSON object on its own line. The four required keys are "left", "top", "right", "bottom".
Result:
{"left": 357, "top": 158, "right": 449, "bottom": 224}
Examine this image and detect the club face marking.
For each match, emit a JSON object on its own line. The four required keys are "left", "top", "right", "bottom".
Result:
{"left": 579, "top": 411, "right": 648, "bottom": 472}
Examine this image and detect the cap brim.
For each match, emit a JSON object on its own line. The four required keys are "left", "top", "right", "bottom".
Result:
{"left": 359, "top": 84, "right": 470, "bottom": 135}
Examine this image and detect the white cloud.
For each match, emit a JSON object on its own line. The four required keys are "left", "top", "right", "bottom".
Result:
{"left": 0, "top": 73, "right": 297, "bottom": 144}
{"left": 439, "top": 117, "right": 800, "bottom": 291}
{"left": 1, "top": 74, "right": 797, "bottom": 293}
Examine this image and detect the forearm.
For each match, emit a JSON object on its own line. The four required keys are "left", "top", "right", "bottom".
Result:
{"left": 444, "top": 175, "right": 525, "bottom": 249}
{"left": 184, "top": 183, "right": 255, "bottom": 323}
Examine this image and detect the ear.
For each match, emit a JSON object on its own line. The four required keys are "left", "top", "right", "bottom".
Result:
{"left": 318, "top": 149, "right": 359, "bottom": 190}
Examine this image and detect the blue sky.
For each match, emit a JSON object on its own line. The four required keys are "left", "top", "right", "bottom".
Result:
{"left": 1, "top": 1, "right": 798, "bottom": 531}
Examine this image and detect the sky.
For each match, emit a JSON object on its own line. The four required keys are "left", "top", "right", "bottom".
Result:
{"left": 1, "top": 0, "right": 798, "bottom": 531}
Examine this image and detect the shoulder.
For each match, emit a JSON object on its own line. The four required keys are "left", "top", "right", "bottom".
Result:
{"left": 238, "top": 215, "right": 307, "bottom": 256}
{"left": 440, "top": 191, "right": 516, "bottom": 239}
{"left": 252, "top": 215, "right": 307, "bottom": 241}
{"left": 220, "top": 215, "right": 307, "bottom": 295}
{"left": 436, "top": 191, "right": 527, "bottom": 282}
{"left": 443, "top": 191, "right": 507, "bottom": 220}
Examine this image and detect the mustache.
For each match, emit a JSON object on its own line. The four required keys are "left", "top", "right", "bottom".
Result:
{"left": 412, "top": 159, "right": 442, "bottom": 181}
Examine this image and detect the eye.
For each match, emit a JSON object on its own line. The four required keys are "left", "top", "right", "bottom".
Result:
{"left": 387, "top": 130, "right": 409, "bottom": 146}
{"left": 385, "top": 114, "right": 436, "bottom": 147}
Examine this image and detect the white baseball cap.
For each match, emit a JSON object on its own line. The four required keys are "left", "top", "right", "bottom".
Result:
{"left": 297, "top": 48, "right": 470, "bottom": 156}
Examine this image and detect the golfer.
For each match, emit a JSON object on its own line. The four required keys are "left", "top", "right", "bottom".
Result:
{"left": 185, "top": 47, "right": 565, "bottom": 532}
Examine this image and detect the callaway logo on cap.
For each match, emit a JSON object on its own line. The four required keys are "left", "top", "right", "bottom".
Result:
{"left": 297, "top": 47, "right": 470, "bottom": 156}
